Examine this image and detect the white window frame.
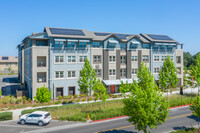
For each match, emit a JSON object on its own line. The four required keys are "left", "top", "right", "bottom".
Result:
{"left": 120, "top": 69, "right": 126, "bottom": 77}
{"left": 95, "top": 69, "right": 101, "bottom": 77}
{"left": 132, "top": 68, "right": 138, "bottom": 75}
{"left": 131, "top": 56, "right": 138, "bottom": 61}
{"left": 154, "top": 56, "right": 160, "bottom": 62}
{"left": 176, "top": 56, "right": 181, "bottom": 64}
{"left": 67, "top": 55, "right": 76, "bottom": 63}
{"left": 161, "top": 56, "right": 167, "bottom": 61}
{"left": 55, "top": 71, "right": 64, "bottom": 79}
{"left": 93, "top": 55, "right": 101, "bottom": 63}
{"left": 120, "top": 56, "right": 126, "bottom": 64}
{"left": 54, "top": 55, "right": 64, "bottom": 64}
{"left": 109, "top": 69, "right": 116, "bottom": 76}
{"left": 154, "top": 67, "right": 160, "bottom": 74}
{"left": 79, "top": 56, "right": 87, "bottom": 63}
{"left": 109, "top": 56, "right": 116, "bottom": 62}
{"left": 67, "top": 70, "right": 76, "bottom": 78}
{"left": 143, "top": 55, "right": 149, "bottom": 62}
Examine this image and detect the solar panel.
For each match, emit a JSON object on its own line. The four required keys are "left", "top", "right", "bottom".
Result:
{"left": 50, "top": 28, "right": 85, "bottom": 36}
{"left": 2, "top": 57, "right": 8, "bottom": 60}
{"left": 94, "top": 32, "right": 111, "bottom": 36}
{"left": 148, "top": 34, "right": 173, "bottom": 40}
{"left": 114, "top": 34, "right": 132, "bottom": 39}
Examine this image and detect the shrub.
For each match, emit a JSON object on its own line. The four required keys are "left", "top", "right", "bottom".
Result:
{"left": 62, "top": 100, "right": 68, "bottom": 104}
{"left": 68, "top": 100, "right": 74, "bottom": 103}
{"left": 73, "top": 95, "right": 78, "bottom": 99}
{"left": 82, "top": 99, "right": 86, "bottom": 102}
{"left": 88, "top": 97, "right": 93, "bottom": 101}
{"left": 2, "top": 96, "right": 10, "bottom": 104}
{"left": 57, "top": 96, "right": 63, "bottom": 100}
{"left": 0, "top": 112, "right": 12, "bottom": 121}
{"left": 16, "top": 97, "right": 22, "bottom": 104}
{"left": 23, "top": 96, "right": 26, "bottom": 104}
{"left": 75, "top": 99, "right": 80, "bottom": 102}
{"left": 55, "top": 101, "right": 61, "bottom": 104}
{"left": 28, "top": 98, "right": 32, "bottom": 103}
{"left": 10, "top": 96, "right": 16, "bottom": 104}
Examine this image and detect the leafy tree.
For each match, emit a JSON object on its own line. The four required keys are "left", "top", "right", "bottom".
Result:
{"left": 119, "top": 81, "right": 130, "bottom": 97}
{"left": 78, "top": 58, "right": 96, "bottom": 96}
{"left": 159, "top": 56, "right": 179, "bottom": 91}
{"left": 190, "top": 96, "right": 200, "bottom": 129}
{"left": 93, "top": 79, "right": 108, "bottom": 102}
{"left": 123, "top": 63, "right": 169, "bottom": 133}
{"left": 34, "top": 85, "right": 51, "bottom": 104}
{"left": 0, "top": 90, "right": 2, "bottom": 99}
{"left": 189, "top": 53, "right": 200, "bottom": 96}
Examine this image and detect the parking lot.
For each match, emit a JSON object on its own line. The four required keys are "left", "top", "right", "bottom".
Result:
{"left": 0, "top": 120, "right": 79, "bottom": 133}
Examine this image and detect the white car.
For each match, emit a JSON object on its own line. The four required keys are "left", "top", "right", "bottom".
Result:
{"left": 19, "top": 111, "right": 51, "bottom": 126}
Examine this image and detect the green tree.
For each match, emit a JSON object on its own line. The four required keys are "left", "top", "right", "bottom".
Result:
{"left": 34, "top": 85, "right": 51, "bottom": 104}
{"left": 184, "top": 52, "right": 195, "bottom": 69}
{"left": 158, "top": 56, "right": 179, "bottom": 100}
{"left": 189, "top": 53, "right": 200, "bottom": 96}
{"left": 78, "top": 58, "right": 96, "bottom": 96}
{"left": 93, "top": 79, "right": 108, "bottom": 102}
{"left": 119, "top": 81, "right": 130, "bottom": 97}
{"left": 123, "top": 63, "right": 169, "bottom": 133}
{"left": 0, "top": 90, "right": 2, "bottom": 99}
{"left": 190, "top": 96, "right": 200, "bottom": 129}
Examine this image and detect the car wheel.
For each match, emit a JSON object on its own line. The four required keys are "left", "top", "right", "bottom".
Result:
{"left": 38, "top": 121, "right": 43, "bottom": 126}
{"left": 20, "top": 120, "right": 26, "bottom": 125}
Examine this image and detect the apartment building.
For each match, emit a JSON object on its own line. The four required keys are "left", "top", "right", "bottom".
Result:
{"left": 0, "top": 56, "right": 18, "bottom": 73}
{"left": 18, "top": 27, "right": 183, "bottom": 99}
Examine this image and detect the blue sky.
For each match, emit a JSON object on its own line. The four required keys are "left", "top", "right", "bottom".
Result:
{"left": 0, "top": 0, "right": 200, "bottom": 56}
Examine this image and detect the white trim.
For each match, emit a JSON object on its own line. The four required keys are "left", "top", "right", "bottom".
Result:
{"left": 79, "top": 40, "right": 90, "bottom": 42}
{"left": 131, "top": 41, "right": 140, "bottom": 44}
{"left": 54, "top": 55, "right": 65, "bottom": 64}
{"left": 67, "top": 39, "right": 78, "bottom": 42}
{"left": 54, "top": 71, "right": 65, "bottom": 79}
{"left": 108, "top": 40, "right": 118, "bottom": 43}
{"left": 67, "top": 70, "right": 77, "bottom": 79}
{"left": 78, "top": 55, "right": 87, "bottom": 63}
{"left": 54, "top": 39, "right": 66, "bottom": 42}
{"left": 66, "top": 55, "right": 77, "bottom": 63}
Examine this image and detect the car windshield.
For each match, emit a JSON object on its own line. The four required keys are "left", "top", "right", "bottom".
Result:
{"left": 45, "top": 113, "right": 50, "bottom": 117}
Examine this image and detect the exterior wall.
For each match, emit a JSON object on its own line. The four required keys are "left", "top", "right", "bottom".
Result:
{"left": 31, "top": 46, "right": 49, "bottom": 99}
{"left": 0, "top": 62, "right": 18, "bottom": 72}
{"left": 49, "top": 38, "right": 92, "bottom": 99}
{"left": 176, "top": 49, "right": 184, "bottom": 85}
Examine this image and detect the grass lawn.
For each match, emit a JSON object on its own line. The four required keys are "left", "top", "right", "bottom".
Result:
{"left": 21, "top": 93, "right": 198, "bottom": 122}
{"left": 170, "top": 128, "right": 200, "bottom": 133}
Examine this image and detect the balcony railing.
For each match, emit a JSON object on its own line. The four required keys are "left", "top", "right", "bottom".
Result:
{"left": 37, "top": 62, "right": 46, "bottom": 67}
{"left": 37, "top": 78, "right": 46, "bottom": 83}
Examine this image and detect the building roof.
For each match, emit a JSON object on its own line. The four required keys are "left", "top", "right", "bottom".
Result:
{"left": 0, "top": 56, "right": 18, "bottom": 63}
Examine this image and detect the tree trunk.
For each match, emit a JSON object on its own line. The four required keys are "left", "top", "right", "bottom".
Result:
{"left": 198, "top": 85, "right": 199, "bottom": 96}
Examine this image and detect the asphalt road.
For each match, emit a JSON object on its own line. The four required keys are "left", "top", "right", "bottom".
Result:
{"left": 46, "top": 106, "right": 197, "bottom": 133}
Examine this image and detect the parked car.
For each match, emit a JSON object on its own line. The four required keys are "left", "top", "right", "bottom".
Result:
{"left": 18, "top": 111, "right": 51, "bottom": 126}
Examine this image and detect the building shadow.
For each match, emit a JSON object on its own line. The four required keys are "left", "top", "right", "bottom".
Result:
{"left": 100, "top": 130, "right": 137, "bottom": 133}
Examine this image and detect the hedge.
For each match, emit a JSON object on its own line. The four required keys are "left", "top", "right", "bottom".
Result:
{"left": 0, "top": 112, "right": 13, "bottom": 121}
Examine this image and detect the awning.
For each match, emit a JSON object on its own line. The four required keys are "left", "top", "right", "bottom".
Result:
{"left": 155, "top": 43, "right": 176, "bottom": 45}
{"left": 103, "top": 78, "right": 138, "bottom": 86}
{"left": 67, "top": 39, "right": 78, "bottom": 42}
{"left": 130, "top": 41, "right": 140, "bottom": 44}
{"left": 108, "top": 40, "right": 118, "bottom": 43}
{"left": 79, "top": 40, "right": 90, "bottom": 42}
{"left": 54, "top": 39, "right": 66, "bottom": 42}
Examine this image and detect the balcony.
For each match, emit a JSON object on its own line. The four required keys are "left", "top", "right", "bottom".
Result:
{"left": 37, "top": 72, "right": 46, "bottom": 83}
{"left": 37, "top": 56, "right": 46, "bottom": 67}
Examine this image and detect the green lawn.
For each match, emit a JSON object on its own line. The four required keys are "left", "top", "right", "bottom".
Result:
{"left": 21, "top": 94, "right": 198, "bottom": 122}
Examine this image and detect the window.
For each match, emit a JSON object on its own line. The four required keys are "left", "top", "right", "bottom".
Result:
{"left": 167, "top": 45, "right": 173, "bottom": 51}
{"left": 154, "top": 68, "right": 159, "bottom": 73}
{"left": 55, "top": 41, "right": 64, "bottom": 48}
{"left": 67, "top": 41, "right": 76, "bottom": 49}
{"left": 154, "top": 56, "right": 159, "bottom": 61}
{"left": 130, "top": 44, "right": 137, "bottom": 49}
{"left": 120, "top": 56, "right": 126, "bottom": 64}
{"left": 68, "top": 56, "right": 76, "bottom": 63}
{"left": 109, "top": 56, "right": 115, "bottom": 62}
{"left": 176, "top": 56, "right": 181, "bottom": 63}
{"left": 131, "top": 56, "right": 138, "bottom": 61}
{"left": 95, "top": 69, "right": 101, "bottom": 77}
{"left": 78, "top": 42, "right": 87, "bottom": 49}
{"left": 92, "top": 42, "right": 100, "bottom": 47}
{"left": 143, "top": 55, "right": 149, "bottom": 62}
{"left": 160, "top": 45, "right": 166, "bottom": 52}
{"left": 79, "top": 56, "right": 87, "bottom": 62}
{"left": 161, "top": 56, "right": 167, "bottom": 61}
{"left": 55, "top": 56, "right": 64, "bottom": 63}
{"left": 132, "top": 68, "right": 138, "bottom": 75}
{"left": 177, "top": 67, "right": 181, "bottom": 74}
{"left": 143, "top": 44, "right": 149, "bottom": 49}
{"left": 153, "top": 45, "right": 159, "bottom": 51}
{"left": 68, "top": 71, "right": 76, "bottom": 78}
{"left": 93, "top": 55, "right": 101, "bottom": 63}
{"left": 55, "top": 71, "right": 64, "bottom": 79}
{"left": 108, "top": 43, "right": 116, "bottom": 48}
{"left": 120, "top": 69, "right": 126, "bottom": 77}
{"left": 120, "top": 43, "right": 126, "bottom": 50}
{"left": 109, "top": 69, "right": 116, "bottom": 75}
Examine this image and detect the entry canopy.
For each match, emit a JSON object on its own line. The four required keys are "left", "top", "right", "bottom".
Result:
{"left": 103, "top": 78, "right": 138, "bottom": 86}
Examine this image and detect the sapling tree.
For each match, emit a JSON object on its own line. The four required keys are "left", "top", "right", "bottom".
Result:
{"left": 78, "top": 58, "right": 96, "bottom": 96}
{"left": 119, "top": 81, "right": 130, "bottom": 97}
{"left": 158, "top": 55, "right": 179, "bottom": 100}
{"left": 123, "top": 63, "right": 169, "bottom": 133}
{"left": 190, "top": 96, "right": 200, "bottom": 129}
{"left": 93, "top": 79, "right": 108, "bottom": 102}
{"left": 34, "top": 85, "right": 51, "bottom": 105}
